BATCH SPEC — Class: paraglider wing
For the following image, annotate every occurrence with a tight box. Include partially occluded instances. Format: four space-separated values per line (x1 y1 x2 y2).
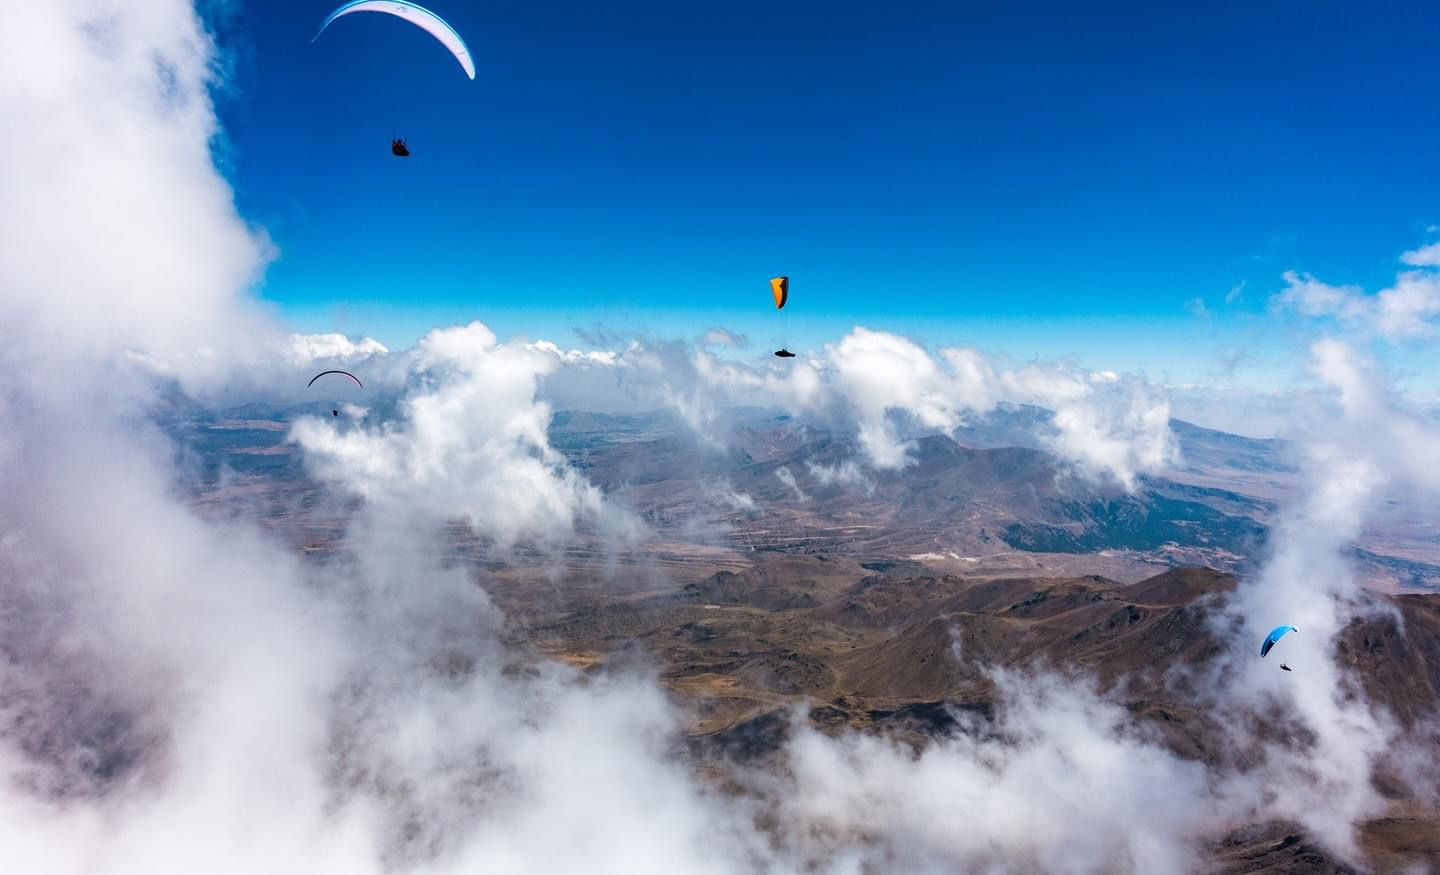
308 370 365 389
770 276 789 310
774 349 796 358
1260 624 1296 658
314 1 476 80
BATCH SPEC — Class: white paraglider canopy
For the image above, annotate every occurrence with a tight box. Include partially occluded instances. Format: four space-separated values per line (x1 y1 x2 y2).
314 1 475 80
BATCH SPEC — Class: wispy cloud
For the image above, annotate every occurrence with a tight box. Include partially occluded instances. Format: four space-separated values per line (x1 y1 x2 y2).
699 327 749 349
1400 240 1440 268
1271 254 1440 340
775 465 808 501
805 459 872 493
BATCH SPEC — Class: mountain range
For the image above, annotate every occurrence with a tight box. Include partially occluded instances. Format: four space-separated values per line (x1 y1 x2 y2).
152 399 1440 871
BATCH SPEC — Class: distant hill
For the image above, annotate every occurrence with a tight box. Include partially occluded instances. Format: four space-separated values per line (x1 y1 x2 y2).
153 400 1440 592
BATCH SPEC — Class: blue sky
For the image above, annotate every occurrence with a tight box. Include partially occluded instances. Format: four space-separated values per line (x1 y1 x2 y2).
215 0 1440 381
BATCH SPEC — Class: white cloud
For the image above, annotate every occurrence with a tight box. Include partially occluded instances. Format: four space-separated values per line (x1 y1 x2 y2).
775 466 808 502
1271 253 1440 340
338 401 369 420
771 670 1240 873
0 0 273 399
1400 240 1440 267
513 330 1174 492
828 329 970 469
1305 340 1440 494
293 322 625 549
1167 385 1311 439
600 343 826 441
285 333 389 365
1272 271 1370 322
692 349 826 415
1375 272 1440 338
805 460 872 492
824 329 1177 488
702 479 758 512
1047 386 1174 488
699 327 749 349
527 339 621 366
1205 338 1440 856
1214 476 1382 836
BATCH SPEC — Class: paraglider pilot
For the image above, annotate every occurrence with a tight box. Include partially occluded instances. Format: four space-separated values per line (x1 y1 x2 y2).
392 138 410 157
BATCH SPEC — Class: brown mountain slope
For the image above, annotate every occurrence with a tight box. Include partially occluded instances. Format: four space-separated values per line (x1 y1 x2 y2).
521 562 1440 873
826 568 1236 704
1338 594 1440 728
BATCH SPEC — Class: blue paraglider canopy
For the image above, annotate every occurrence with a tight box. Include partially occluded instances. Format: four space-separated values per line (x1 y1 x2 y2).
1260 624 1297 658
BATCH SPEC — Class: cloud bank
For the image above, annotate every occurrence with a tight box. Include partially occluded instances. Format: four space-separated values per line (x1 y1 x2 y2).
524 326 1178 490
824 329 1177 487
293 322 620 549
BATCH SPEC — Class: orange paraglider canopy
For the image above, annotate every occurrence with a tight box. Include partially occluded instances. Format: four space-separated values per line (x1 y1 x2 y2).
770 276 789 310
